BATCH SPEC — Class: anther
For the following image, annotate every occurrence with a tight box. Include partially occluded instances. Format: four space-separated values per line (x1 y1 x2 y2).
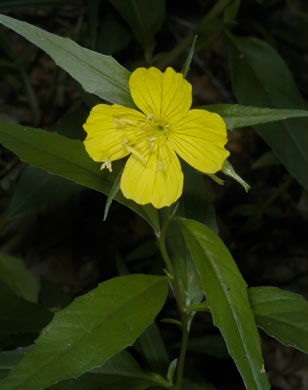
100 159 112 172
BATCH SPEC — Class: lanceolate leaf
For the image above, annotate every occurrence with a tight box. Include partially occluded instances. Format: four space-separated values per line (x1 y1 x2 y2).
49 350 170 389
204 104 308 131
249 286 308 354
0 282 52 345
0 275 168 390
6 166 81 219
0 253 38 303
177 218 270 390
227 35 308 190
0 14 134 107
0 120 159 233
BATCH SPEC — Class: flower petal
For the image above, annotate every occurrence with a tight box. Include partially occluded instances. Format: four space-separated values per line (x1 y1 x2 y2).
168 109 230 173
129 67 192 123
83 104 146 162
120 138 183 208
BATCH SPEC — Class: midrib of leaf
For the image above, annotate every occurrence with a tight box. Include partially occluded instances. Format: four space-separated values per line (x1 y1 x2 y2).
186 230 261 388
234 41 308 167
8 279 165 389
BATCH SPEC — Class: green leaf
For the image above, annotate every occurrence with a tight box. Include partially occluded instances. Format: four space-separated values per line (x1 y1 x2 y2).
226 35 308 190
166 222 204 311
50 350 170 390
134 323 170 374
181 35 198 78
249 287 308 354
109 0 165 60
204 104 308 130
6 166 81 219
0 120 160 233
221 160 250 192
0 274 168 390
0 281 53 347
0 14 134 107
0 347 32 371
0 253 38 302
176 218 270 390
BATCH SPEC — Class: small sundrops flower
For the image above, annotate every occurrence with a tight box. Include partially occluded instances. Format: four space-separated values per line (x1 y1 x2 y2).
83 67 229 209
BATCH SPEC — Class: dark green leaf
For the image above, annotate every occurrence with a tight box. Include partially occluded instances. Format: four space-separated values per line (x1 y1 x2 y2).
0 347 31 371
6 166 81 219
204 104 308 130
166 222 203 311
249 287 308 354
134 323 169 374
0 120 160 233
0 281 53 347
188 335 229 359
176 218 270 390
183 378 217 390
227 35 308 190
0 14 134 107
0 0 75 11
0 253 38 302
109 0 165 60
1 274 168 390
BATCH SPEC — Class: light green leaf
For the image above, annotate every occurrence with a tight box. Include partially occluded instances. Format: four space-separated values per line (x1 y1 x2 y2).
221 160 250 192
249 286 308 354
176 218 270 390
0 14 134 107
0 281 53 346
0 253 38 302
227 35 308 190
0 120 160 233
0 274 168 390
204 104 308 130
6 166 81 219
109 0 165 60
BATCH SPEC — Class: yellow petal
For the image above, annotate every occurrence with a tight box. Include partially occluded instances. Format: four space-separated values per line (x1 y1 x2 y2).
168 109 230 174
83 104 146 162
129 67 192 123
120 137 183 208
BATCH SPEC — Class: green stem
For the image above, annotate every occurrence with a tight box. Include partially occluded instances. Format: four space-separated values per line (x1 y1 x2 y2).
157 209 189 389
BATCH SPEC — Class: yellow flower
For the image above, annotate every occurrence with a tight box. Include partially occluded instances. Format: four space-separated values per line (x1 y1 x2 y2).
83 67 229 209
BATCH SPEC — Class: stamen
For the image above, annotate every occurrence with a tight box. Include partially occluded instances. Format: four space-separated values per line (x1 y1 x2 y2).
100 159 112 172
124 145 145 162
148 136 156 149
113 118 137 128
